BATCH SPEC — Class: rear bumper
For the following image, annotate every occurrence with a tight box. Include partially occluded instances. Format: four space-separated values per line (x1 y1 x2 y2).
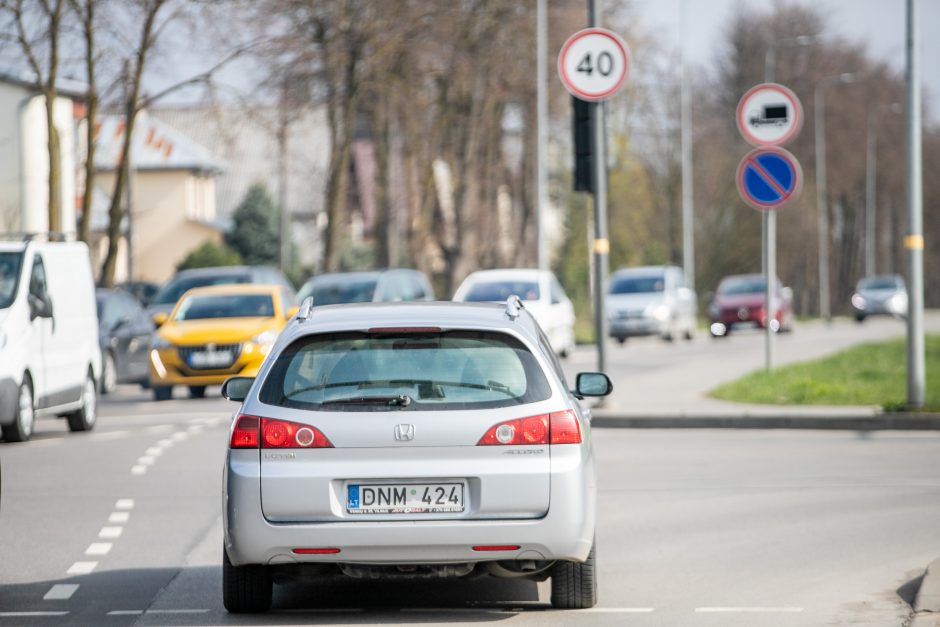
608 317 663 338
223 448 596 567
149 347 265 387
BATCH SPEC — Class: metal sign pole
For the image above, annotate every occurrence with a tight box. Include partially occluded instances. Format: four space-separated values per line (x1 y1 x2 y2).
905 0 925 407
588 0 609 374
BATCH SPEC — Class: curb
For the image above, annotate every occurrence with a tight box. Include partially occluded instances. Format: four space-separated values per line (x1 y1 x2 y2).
592 413 940 430
915 557 940 613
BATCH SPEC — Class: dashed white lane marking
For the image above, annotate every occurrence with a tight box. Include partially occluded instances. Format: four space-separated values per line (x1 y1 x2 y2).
138 455 156 465
85 542 112 556
145 609 211 614
187 425 203 435
0 611 69 617
106 610 143 616
98 526 123 539
156 438 174 448
66 561 98 575
144 424 175 433
115 499 134 510
43 584 79 600
109 511 130 524
130 465 147 475
171 432 188 442
695 607 804 613
145 447 163 456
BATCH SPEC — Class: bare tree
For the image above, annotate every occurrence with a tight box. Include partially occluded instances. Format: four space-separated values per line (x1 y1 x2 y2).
69 0 98 244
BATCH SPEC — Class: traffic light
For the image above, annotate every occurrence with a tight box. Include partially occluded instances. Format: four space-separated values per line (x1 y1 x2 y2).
572 96 594 193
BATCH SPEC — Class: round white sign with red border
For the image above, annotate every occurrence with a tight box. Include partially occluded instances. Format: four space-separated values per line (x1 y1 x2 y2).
558 28 630 102
736 83 803 147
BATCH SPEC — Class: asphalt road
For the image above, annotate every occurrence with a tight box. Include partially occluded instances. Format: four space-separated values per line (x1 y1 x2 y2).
1 317 937 626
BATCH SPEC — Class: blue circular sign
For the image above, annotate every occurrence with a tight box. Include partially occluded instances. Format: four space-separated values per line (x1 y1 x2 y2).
736 147 803 211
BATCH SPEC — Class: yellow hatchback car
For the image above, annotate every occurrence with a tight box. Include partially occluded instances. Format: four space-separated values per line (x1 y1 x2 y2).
149 284 297 400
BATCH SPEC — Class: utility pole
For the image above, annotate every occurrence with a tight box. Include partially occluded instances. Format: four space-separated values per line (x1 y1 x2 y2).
679 0 694 291
905 0 925 408
536 0 548 272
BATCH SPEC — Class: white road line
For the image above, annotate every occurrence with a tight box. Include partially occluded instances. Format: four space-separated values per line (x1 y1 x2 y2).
145 609 210 614
98 526 123 539
0 611 69 617
109 511 130 524
187 425 203 435
66 561 97 575
144 424 175 433
43 584 79 600
137 456 156 465
106 610 143 616
171 432 188 441
85 542 112 556
130 465 147 475
145 447 163 456
115 499 134 510
695 607 804 613
156 438 174 448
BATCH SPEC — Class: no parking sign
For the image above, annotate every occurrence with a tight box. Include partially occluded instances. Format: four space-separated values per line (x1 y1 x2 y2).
736 146 803 211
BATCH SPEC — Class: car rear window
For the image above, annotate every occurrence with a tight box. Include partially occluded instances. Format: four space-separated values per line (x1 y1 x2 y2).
153 275 250 305
300 278 378 305
718 277 766 295
259 330 552 411
175 294 274 320
463 281 540 302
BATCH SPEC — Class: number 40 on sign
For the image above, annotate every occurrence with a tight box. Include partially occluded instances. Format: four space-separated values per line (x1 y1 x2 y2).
558 27 631 102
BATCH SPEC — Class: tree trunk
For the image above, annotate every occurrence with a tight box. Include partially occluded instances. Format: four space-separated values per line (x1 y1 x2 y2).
44 89 62 233
77 1 97 244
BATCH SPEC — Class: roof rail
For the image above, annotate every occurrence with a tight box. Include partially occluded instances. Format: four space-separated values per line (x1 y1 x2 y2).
296 296 315 321
505 294 524 320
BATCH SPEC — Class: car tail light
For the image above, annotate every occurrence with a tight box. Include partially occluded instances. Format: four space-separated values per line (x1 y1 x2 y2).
231 415 259 448
549 410 581 444
229 415 333 449
478 410 581 446
293 548 341 555
472 545 520 552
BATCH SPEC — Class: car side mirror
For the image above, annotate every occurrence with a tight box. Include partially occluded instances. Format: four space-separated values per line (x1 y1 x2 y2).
575 372 613 398
151 312 168 328
221 376 255 402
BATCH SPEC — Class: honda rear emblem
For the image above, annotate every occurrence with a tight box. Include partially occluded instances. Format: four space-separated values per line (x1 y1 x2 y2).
394 423 415 441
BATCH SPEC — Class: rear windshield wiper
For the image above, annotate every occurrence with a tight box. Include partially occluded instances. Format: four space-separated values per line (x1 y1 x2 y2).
320 395 413 407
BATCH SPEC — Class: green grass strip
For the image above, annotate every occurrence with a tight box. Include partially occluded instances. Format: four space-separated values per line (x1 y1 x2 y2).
710 334 940 412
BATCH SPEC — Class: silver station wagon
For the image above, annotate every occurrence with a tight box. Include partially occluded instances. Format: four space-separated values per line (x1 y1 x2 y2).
221 297 612 613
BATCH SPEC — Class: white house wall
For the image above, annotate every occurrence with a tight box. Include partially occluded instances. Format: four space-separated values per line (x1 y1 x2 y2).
0 83 25 232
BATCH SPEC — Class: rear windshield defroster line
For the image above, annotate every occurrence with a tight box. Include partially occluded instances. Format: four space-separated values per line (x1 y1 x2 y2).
258 330 552 411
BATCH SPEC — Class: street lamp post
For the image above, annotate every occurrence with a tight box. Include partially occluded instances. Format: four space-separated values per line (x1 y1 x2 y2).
814 72 861 321
865 102 901 278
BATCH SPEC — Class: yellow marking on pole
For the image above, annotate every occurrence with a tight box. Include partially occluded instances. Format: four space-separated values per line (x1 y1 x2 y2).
904 234 924 250
593 238 610 254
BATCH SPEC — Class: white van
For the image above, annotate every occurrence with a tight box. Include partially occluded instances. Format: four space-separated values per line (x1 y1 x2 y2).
0 239 101 442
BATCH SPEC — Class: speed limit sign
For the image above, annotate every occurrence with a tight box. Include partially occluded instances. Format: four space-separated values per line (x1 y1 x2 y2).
558 28 630 101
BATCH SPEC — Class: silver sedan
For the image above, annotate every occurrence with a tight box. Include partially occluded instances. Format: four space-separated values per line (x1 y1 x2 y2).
221 298 612 613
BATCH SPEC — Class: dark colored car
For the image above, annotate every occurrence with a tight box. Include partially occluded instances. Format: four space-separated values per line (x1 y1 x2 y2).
148 266 296 318
118 281 160 307
708 274 794 337
297 269 434 306
96 288 155 393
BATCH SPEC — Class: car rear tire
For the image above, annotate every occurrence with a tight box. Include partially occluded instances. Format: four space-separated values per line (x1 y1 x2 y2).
855 314 866 323
223 550 272 613
550 542 597 609
189 385 207 399
67 371 97 432
615 336 626 345
100 351 117 395
153 386 173 401
2 377 34 442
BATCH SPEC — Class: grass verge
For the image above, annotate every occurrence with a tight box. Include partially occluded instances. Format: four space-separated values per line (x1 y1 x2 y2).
710 334 940 412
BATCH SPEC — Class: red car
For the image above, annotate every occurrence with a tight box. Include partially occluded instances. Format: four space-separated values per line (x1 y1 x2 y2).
708 274 794 337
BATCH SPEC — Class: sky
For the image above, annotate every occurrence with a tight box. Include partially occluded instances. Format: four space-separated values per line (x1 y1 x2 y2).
626 0 940 123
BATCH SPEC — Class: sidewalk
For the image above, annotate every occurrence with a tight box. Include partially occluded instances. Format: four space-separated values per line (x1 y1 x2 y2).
565 313 940 430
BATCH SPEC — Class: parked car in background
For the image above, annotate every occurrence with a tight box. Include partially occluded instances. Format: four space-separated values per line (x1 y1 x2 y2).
606 265 696 343
452 269 575 357
707 273 794 337
297 269 434 306
118 281 160 307
148 266 295 318
0 239 100 442
851 274 907 322
96 288 155 394
220 299 612 613
149 284 298 401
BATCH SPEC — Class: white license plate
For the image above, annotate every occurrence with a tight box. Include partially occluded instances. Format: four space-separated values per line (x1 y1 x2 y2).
347 483 464 514
190 351 232 367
